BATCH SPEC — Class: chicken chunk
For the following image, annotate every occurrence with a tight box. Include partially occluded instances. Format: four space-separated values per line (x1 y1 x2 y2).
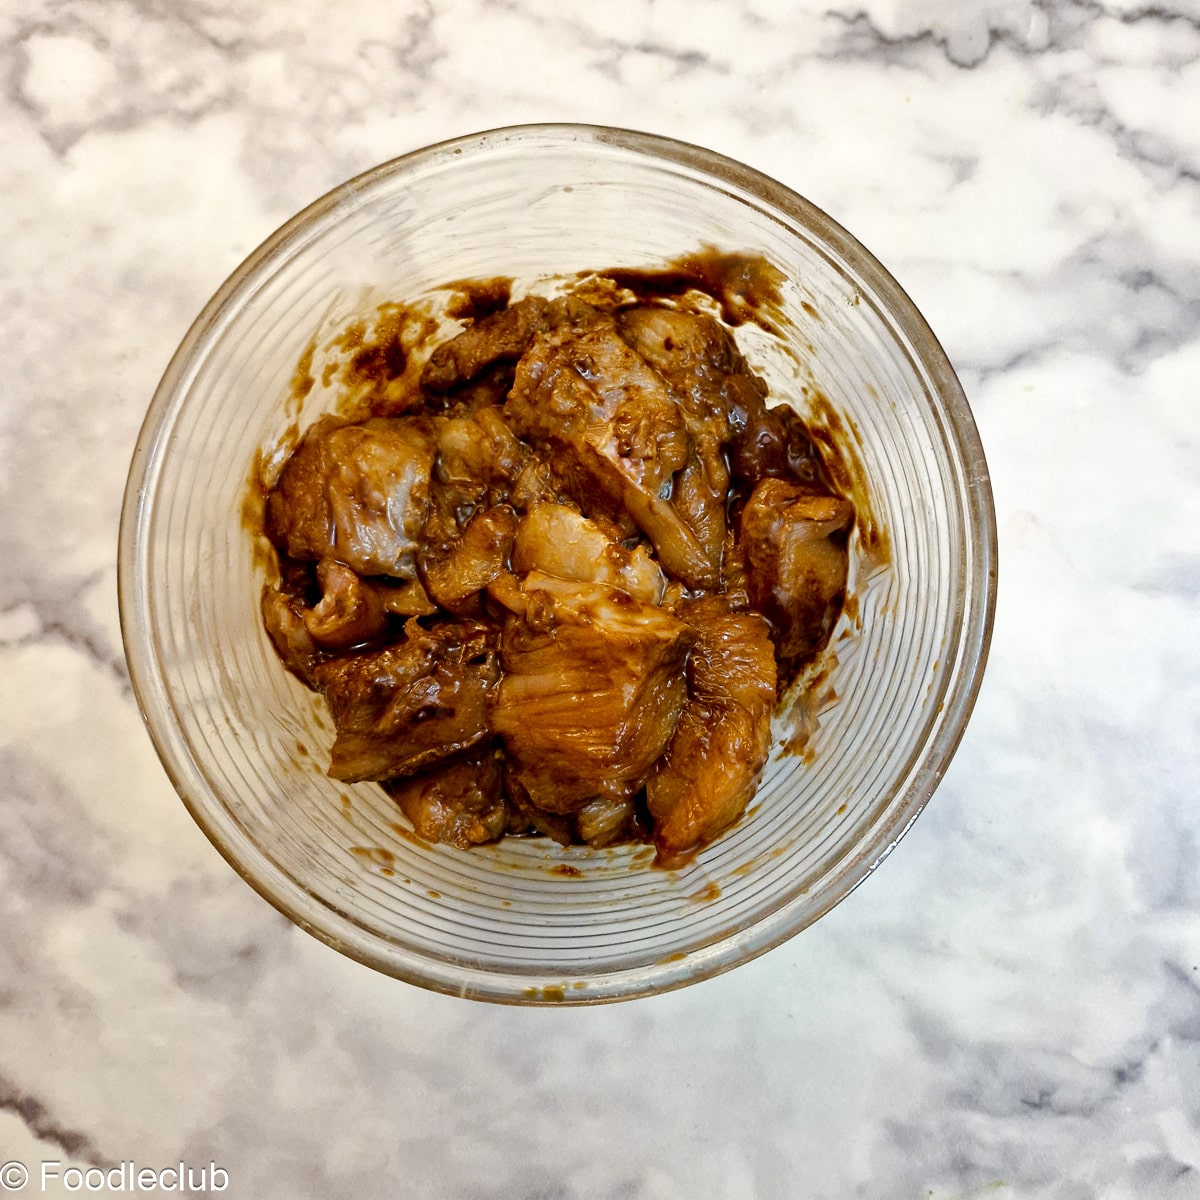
384 749 509 847
490 571 693 814
421 296 548 392
419 504 518 614
506 307 718 587
511 501 665 604
416 408 525 613
616 305 832 492
266 416 436 579
302 559 389 650
730 400 830 491
576 794 641 848
260 586 320 684
617 305 752 563
616 305 745 408
313 620 499 783
372 576 439 618
433 406 526 514
500 787 643 849
739 478 854 675
615 304 747 454
261 559 390 679
646 597 777 864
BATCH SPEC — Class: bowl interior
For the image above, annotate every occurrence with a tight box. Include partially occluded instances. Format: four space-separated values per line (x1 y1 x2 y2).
119 125 995 1003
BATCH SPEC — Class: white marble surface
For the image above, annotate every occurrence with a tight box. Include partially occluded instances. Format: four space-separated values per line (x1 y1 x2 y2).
2 0 1199 1196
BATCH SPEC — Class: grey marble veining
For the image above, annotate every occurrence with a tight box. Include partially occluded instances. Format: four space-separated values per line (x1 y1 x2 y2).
2 1 1198 1197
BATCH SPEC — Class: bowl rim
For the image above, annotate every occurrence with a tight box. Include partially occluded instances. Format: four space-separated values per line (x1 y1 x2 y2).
118 122 998 1005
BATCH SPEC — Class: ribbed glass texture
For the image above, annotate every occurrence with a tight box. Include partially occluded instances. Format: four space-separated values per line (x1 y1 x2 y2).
119 126 996 1003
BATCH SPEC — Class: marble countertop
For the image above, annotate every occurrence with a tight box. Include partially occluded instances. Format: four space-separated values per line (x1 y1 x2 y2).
3 1 1198 1197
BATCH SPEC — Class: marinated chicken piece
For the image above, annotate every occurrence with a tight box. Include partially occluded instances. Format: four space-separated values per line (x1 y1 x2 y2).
302 559 389 651
511 502 665 604
261 559 390 676
433 406 526 513
616 305 746 409
416 408 525 613
576 794 639 848
506 306 718 588
266 416 436 579
502 774 576 846
671 454 727 578
384 749 508 847
482 567 525 615
419 504 518 614
508 454 561 511
491 571 693 814
313 620 499 782
647 597 777 864
613 304 732 388
501 786 641 849
637 310 825 493
616 306 743 564
261 586 320 684
372 576 439 617
740 478 854 676
730 400 830 491
718 526 753 608
617 305 830 490
428 363 517 417
421 296 548 392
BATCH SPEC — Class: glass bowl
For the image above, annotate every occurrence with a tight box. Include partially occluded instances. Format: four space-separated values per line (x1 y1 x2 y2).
118 124 996 1004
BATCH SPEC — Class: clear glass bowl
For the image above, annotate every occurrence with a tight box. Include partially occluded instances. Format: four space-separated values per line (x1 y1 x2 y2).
119 125 996 1004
